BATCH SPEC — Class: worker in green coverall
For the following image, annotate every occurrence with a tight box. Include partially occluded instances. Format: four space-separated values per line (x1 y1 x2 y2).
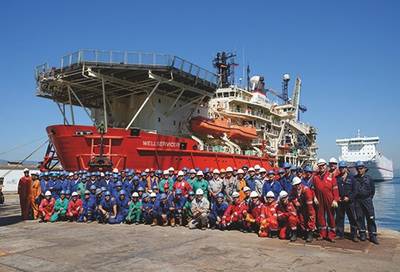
192 171 209 198
50 190 69 222
76 175 88 199
159 170 174 193
186 169 197 188
183 191 195 225
126 192 142 224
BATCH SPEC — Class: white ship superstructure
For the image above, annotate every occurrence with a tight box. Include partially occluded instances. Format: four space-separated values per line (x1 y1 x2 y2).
336 132 394 181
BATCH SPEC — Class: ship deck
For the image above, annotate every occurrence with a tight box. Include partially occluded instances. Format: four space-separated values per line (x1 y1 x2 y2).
35 50 218 109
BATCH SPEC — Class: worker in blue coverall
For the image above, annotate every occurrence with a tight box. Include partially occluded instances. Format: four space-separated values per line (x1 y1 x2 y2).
209 193 228 229
168 189 186 226
245 168 258 192
143 192 157 224
352 161 379 244
78 190 96 222
335 161 358 241
152 193 171 226
301 166 314 188
279 163 293 193
98 191 116 223
262 170 282 200
109 190 130 224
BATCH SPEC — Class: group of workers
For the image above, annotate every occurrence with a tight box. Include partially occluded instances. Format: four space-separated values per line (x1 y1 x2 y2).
17 157 379 244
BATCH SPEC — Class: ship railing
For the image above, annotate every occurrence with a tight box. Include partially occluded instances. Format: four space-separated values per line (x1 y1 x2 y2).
36 49 218 86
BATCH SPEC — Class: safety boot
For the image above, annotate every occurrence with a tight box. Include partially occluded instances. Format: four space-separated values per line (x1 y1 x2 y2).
151 219 157 226
306 231 313 243
290 231 297 242
170 218 176 227
370 235 379 245
359 231 367 241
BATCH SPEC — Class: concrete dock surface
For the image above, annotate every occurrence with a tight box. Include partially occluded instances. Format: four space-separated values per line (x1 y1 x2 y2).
0 194 399 272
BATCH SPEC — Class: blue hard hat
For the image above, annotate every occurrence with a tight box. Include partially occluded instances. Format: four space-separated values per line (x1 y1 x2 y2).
141 172 147 176
104 191 111 196
87 172 92 177
90 185 97 190
188 191 195 196
160 193 167 200
278 169 285 174
60 190 66 195
138 186 144 192
116 181 123 187
124 168 130 172
338 161 348 168
267 170 275 175
142 193 149 198
355 161 365 168
175 189 182 195
65 190 71 195
127 171 133 176
304 166 313 173
51 172 58 177
195 167 200 172
119 190 126 195
100 187 107 192
105 171 111 175
204 168 210 173
290 165 297 171
217 192 224 199
82 174 87 179
182 167 188 172
283 162 291 169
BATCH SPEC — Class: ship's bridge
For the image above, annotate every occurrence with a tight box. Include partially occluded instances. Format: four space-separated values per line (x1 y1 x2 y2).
35 49 218 131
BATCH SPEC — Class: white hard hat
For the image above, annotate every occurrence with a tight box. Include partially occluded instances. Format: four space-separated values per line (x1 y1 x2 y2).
100 172 105 177
248 167 255 172
232 191 240 198
226 166 233 172
132 192 139 197
329 157 338 164
163 170 169 175
250 191 259 198
113 168 119 173
71 192 78 197
68 172 74 177
237 169 244 174
196 189 204 195
213 169 220 174
45 191 52 196
317 158 327 166
243 186 251 192
259 167 266 173
23 168 29 172
279 191 288 199
197 170 204 176
266 191 275 198
168 167 175 171
292 176 302 186
145 168 150 173
189 169 196 174
150 192 157 197
254 165 261 170
177 171 184 176
220 168 226 173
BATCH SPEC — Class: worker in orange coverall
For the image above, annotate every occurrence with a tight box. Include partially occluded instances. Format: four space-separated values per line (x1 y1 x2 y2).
30 172 42 219
313 159 340 242
39 191 55 222
18 168 32 220
259 191 279 238
290 176 316 243
276 190 299 241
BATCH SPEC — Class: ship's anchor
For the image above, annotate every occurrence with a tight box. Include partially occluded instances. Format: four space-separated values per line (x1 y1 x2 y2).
88 121 113 171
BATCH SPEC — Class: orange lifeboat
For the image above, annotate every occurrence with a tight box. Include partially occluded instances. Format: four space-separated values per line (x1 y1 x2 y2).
190 116 230 137
229 125 257 141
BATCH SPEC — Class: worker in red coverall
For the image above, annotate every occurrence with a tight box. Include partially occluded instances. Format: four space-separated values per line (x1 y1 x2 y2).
313 159 340 242
243 191 264 234
39 191 55 222
66 192 83 221
290 176 316 243
222 191 247 230
276 190 298 241
259 191 279 238
18 168 32 220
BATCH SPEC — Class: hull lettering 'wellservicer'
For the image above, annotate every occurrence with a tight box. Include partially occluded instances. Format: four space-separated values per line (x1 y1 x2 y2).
35 50 318 171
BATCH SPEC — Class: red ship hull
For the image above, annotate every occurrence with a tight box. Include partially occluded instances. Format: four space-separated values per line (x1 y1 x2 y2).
45 125 273 171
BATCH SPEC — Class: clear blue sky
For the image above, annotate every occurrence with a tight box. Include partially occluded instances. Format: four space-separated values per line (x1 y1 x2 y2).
0 0 399 168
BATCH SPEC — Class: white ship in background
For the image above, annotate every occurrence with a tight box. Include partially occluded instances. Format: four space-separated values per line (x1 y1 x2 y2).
336 131 394 181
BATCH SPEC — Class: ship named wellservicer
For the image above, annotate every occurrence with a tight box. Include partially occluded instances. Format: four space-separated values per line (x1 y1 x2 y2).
35 50 317 171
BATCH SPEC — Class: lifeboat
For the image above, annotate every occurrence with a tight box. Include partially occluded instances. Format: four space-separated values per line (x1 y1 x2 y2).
190 116 257 142
190 116 230 137
229 125 257 141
